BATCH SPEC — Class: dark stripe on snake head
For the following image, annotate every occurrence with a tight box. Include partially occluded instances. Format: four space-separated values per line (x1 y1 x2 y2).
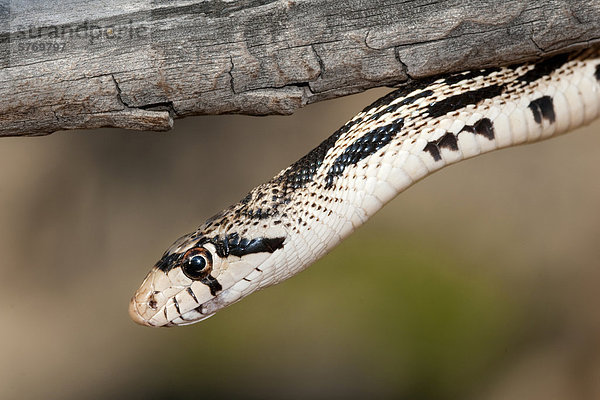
173 296 181 314
528 96 556 124
186 287 199 303
324 120 402 188
155 252 183 272
459 118 495 140
209 233 285 258
201 275 222 296
595 64 600 81
228 236 285 257
156 233 284 273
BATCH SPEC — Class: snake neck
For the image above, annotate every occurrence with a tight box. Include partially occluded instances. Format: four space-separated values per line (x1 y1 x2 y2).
198 47 600 287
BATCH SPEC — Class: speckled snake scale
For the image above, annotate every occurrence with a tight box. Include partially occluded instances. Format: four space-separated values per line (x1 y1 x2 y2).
130 47 600 327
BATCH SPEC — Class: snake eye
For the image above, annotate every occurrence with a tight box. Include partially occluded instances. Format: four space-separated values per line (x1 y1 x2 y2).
181 248 212 280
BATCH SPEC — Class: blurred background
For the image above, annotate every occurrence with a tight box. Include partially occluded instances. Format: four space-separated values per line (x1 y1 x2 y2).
0 88 599 399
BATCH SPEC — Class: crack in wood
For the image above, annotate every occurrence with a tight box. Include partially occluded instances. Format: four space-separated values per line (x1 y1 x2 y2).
1 0 599 136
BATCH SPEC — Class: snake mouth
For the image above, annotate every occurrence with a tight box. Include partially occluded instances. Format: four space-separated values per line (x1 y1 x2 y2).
128 267 219 327
129 294 215 327
158 302 216 327
168 306 215 326
128 278 257 327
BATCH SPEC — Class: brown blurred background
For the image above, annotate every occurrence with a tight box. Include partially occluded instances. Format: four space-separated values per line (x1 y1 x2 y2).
0 88 599 399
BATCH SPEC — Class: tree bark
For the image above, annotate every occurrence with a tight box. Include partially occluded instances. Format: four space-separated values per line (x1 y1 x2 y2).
1 0 599 137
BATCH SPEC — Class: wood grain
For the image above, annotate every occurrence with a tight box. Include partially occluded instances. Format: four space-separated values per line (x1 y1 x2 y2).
1 0 599 136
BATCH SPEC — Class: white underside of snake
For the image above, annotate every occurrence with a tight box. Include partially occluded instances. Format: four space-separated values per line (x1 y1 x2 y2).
129 47 600 327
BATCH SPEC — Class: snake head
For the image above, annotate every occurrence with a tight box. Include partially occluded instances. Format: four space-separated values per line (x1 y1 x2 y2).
129 229 286 327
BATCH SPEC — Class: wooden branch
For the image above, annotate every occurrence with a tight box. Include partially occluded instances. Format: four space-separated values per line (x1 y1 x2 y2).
1 0 600 137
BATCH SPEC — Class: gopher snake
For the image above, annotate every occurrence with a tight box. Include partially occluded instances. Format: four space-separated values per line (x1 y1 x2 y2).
130 47 600 327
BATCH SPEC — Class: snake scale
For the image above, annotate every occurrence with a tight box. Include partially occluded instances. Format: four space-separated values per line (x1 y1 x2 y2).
130 47 600 327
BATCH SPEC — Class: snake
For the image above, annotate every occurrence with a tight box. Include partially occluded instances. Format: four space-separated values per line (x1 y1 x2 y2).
129 47 600 327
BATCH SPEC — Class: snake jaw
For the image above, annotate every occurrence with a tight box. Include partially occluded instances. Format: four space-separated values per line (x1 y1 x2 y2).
130 244 281 326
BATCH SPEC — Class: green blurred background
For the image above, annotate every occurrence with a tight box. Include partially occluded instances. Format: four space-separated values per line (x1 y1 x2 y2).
1 88 599 399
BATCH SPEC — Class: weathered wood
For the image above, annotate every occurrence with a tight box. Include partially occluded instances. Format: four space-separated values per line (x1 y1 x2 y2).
1 0 599 137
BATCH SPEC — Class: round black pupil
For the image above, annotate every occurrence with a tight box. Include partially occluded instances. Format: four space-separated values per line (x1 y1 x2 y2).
187 255 206 273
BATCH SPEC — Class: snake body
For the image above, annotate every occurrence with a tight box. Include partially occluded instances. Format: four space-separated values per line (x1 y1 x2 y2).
130 48 600 327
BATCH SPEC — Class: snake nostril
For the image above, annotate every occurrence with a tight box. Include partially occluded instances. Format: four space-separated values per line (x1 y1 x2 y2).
148 295 158 309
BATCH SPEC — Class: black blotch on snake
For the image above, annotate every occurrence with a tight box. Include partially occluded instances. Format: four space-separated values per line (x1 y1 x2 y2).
459 118 495 140
275 120 357 190
515 53 570 84
423 132 459 161
324 120 402 188
423 142 442 161
426 84 504 119
437 132 459 151
528 96 556 124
